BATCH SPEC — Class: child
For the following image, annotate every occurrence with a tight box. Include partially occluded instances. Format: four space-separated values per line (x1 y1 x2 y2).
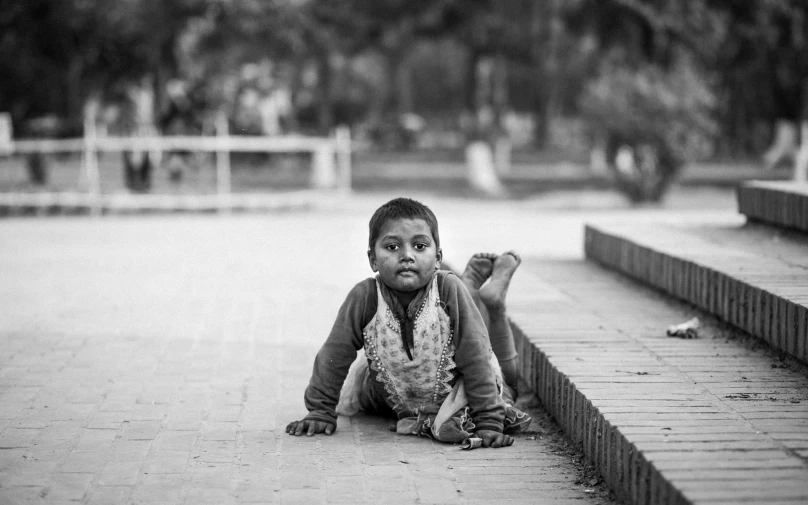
285 198 530 448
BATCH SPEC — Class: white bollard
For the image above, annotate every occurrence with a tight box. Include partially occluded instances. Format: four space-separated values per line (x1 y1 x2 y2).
215 112 231 212
0 113 12 156
589 132 609 176
465 141 506 196
335 125 352 191
311 143 337 189
763 119 798 171
83 100 102 217
494 135 511 175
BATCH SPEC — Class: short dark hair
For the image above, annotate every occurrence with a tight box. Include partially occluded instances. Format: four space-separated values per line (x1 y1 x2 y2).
368 198 440 251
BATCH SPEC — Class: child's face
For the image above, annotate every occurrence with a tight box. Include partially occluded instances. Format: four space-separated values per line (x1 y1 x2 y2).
368 218 442 294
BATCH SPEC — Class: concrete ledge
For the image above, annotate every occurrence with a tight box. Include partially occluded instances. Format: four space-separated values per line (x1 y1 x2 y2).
508 259 808 505
584 222 808 365
0 190 344 215
738 181 808 233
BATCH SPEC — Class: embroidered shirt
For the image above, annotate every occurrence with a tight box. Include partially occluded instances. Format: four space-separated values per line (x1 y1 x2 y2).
302 271 505 432
364 274 455 416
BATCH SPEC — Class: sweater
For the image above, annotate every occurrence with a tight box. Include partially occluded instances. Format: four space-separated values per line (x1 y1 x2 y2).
302 270 506 433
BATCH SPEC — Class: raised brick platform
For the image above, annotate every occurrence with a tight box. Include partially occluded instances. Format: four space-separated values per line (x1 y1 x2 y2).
584 221 808 364
737 181 808 233
508 258 808 505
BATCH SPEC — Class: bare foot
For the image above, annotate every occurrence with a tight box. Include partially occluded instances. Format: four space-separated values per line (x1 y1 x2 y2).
479 251 521 313
460 253 497 291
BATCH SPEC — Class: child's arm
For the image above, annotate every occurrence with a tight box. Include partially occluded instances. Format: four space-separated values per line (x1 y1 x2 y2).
286 279 375 436
439 272 507 433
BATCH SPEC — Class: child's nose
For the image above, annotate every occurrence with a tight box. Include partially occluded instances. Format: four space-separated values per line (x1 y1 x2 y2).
400 246 415 260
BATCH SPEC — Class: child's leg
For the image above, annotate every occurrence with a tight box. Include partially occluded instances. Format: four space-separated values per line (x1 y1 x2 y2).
478 251 521 389
458 252 521 390
337 353 396 419
458 253 497 329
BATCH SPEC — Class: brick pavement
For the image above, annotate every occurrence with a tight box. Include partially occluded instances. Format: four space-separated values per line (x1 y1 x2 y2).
573 203 808 504
507 257 808 505
0 206 621 505
585 219 808 363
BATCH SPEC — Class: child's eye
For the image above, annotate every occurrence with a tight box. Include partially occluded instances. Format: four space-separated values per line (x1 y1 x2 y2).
414 243 427 251
385 244 399 251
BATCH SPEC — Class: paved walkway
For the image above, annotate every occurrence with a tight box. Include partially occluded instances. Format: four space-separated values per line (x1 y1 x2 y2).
507 257 808 504
0 198 650 505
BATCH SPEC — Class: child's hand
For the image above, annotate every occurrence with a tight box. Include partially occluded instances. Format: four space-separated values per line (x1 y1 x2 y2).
476 429 514 448
285 419 335 437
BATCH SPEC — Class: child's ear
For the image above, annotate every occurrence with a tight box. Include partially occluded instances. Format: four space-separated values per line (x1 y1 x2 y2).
435 248 443 270
367 249 378 272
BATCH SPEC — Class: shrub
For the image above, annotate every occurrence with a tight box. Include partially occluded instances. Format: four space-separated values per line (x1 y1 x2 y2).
580 58 718 202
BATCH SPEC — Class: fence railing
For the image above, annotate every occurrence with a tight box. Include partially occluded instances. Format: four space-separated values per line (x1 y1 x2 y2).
0 116 352 215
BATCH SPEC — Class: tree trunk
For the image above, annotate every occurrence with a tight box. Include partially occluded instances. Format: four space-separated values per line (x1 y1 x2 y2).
66 56 84 123
543 0 563 122
465 48 481 114
531 73 548 149
153 63 169 128
491 55 509 124
382 50 403 120
395 51 414 116
317 52 333 134
531 0 548 148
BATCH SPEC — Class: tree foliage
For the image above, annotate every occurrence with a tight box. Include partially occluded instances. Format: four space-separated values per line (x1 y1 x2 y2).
566 0 808 155
2 0 807 160
0 0 208 133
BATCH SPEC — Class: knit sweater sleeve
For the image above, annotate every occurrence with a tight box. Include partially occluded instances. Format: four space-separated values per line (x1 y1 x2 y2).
303 278 376 426
439 271 506 432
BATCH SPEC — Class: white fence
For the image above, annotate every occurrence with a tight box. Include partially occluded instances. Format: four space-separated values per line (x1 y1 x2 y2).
0 116 352 214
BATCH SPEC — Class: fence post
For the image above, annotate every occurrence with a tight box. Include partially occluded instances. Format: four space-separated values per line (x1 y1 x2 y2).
83 100 102 216
215 111 231 212
335 125 352 191
466 140 506 196
0 113 12 156
311 142 336 189
494 135 511 175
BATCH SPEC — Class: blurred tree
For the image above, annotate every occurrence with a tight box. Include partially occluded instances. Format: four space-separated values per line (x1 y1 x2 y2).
432 0 578 148
566 0 720 201
580 57 717 202
707 0 808 157
566 0 808 157
1 0 134 132
5 0 807 167
193 0 372 134
128 0 210 126
303 0 481 133
0 0 209 133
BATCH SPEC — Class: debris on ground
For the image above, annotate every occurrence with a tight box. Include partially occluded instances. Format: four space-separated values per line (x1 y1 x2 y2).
667 317 700 338
515 388 622 503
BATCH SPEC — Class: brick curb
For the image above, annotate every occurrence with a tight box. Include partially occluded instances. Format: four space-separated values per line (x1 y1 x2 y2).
583 223 808 365
506 260 808 505
738 181 808 233
511 323 687 505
